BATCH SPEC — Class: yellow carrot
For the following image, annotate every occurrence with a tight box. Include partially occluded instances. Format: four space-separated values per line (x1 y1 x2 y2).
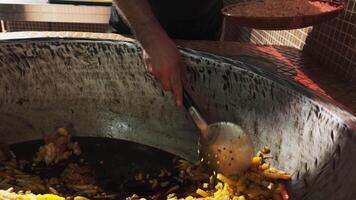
196 188 209 197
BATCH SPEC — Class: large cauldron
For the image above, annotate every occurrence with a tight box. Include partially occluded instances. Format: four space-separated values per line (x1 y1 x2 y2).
0 35 355 200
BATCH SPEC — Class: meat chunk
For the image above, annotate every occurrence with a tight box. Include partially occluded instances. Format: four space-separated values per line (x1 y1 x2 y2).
61 163 97 185
60 163 101 196
35 127 81 165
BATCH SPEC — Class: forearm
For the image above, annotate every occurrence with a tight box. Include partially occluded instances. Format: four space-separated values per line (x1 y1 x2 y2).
114 0 184 106
113 0 169 47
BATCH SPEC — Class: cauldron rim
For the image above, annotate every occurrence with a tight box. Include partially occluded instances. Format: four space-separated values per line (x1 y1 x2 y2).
0 36 354 129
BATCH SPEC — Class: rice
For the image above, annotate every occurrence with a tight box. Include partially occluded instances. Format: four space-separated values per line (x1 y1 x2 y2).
0 188 36 200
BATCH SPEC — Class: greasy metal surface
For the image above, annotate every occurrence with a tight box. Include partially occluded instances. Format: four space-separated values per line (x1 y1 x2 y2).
0 38 355 200
0 39 198 162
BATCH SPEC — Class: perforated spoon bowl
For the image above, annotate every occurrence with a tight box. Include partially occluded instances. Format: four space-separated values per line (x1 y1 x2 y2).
183 89 254 176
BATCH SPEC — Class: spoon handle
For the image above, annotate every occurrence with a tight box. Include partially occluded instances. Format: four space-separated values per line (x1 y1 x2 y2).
183 88 196 110
183 89 209 136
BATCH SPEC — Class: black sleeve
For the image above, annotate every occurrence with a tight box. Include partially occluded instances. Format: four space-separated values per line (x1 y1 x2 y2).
107 7 133 34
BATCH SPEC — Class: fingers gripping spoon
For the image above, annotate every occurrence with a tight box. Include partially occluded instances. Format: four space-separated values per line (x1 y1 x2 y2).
183 89 254 176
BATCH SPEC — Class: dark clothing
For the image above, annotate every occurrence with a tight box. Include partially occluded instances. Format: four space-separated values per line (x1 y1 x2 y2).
108 0 223 40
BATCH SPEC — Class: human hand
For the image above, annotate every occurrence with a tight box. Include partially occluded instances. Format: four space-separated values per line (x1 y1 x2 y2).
142 34 186 106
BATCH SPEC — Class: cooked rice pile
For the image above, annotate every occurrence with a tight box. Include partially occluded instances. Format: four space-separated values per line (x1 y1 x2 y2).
230 0 337 17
